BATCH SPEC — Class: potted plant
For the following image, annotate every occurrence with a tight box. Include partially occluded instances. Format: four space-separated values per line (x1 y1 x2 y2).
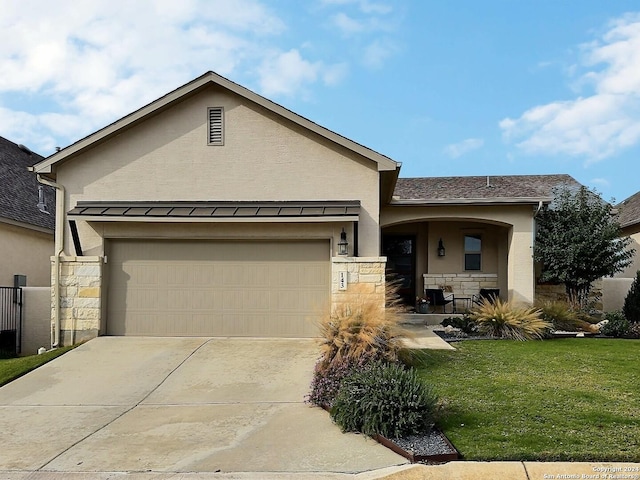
416 296 429 314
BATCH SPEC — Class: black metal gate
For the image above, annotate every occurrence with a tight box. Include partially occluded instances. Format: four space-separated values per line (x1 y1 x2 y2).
0 287 22 356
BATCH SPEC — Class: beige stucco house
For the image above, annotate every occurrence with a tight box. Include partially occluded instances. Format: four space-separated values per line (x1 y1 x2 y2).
30 72 582 346
616 192 640 278
0 136 54 287
603 191 640 311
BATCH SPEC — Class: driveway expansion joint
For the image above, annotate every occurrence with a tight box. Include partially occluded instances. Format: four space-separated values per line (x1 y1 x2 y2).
36 338 211 471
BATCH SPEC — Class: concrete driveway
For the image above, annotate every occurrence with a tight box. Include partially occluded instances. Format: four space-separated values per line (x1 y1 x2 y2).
0 337 407 476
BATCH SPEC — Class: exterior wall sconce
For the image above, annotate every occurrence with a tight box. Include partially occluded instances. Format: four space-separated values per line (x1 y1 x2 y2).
338 228 349 256
437 238 446 257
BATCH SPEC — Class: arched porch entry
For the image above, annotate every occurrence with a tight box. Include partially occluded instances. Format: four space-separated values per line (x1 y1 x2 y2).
382 219 511 309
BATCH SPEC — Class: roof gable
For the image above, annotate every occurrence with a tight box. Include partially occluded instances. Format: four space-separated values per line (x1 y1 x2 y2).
32 71 398 175
392 174 582 204
0 136 54 231
617 191 640 228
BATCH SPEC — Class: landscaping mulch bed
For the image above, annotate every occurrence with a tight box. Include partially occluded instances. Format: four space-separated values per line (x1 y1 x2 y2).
376 430 459 463
434 329 604 342
434 330 497 342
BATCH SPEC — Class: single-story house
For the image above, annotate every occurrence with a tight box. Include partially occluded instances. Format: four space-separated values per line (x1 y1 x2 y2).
602 191 640 311
0 136 55 287
30 71 582 345
616 191 640 278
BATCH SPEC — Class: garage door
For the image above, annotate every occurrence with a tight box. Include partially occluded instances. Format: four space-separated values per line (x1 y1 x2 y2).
107 239 330 337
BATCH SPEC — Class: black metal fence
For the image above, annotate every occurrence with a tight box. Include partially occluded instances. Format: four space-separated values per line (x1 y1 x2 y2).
0 286 22 356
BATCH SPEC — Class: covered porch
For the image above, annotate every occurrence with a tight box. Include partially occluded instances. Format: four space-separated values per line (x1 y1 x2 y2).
382 219 507 312
380 204 537 312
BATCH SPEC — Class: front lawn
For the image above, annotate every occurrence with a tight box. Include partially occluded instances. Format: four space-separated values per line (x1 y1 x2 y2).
416 338 640 461
0 346 75 387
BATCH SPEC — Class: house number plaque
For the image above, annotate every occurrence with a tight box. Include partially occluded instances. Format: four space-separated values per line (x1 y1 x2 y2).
339 271 348 291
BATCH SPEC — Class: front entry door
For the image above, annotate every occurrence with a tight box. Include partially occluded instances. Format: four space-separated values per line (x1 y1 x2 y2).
382 235 416 306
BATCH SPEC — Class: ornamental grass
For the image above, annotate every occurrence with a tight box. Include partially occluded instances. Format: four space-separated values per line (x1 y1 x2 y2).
309 282 411 408
315 283 408 375
536 300 599 333
468 298 550 340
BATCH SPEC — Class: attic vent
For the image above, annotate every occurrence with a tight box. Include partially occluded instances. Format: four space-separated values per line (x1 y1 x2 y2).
208 107 224 145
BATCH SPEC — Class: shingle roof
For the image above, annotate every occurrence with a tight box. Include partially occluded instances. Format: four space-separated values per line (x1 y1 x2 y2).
0 136 55 230
616 191 640 229
393 174 582 203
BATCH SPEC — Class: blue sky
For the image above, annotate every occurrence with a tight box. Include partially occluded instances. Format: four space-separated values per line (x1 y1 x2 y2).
1 1 639 202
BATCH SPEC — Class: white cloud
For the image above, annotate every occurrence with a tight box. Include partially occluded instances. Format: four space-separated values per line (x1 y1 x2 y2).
322 0 399 70
0 0 336 155
332 12 365 35
0 0 405 155
500 13 640 163
257 49 347 97
443 138 484 158
321 0 392 15
362 39 397 69
590 177 611 189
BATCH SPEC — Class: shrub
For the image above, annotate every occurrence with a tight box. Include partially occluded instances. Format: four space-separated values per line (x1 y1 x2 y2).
537 300 599 333
308 358 365 408
623 271 640 324
330 361 437 439
441 315 478 335
627 322 640 339
468 298 550 340
601 311 630 338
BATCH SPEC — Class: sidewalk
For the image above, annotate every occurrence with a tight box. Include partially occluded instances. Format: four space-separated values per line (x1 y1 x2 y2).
2 462 638 479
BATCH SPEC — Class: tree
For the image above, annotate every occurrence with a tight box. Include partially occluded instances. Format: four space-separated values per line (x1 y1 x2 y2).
534 186 635 310
623 271 640 324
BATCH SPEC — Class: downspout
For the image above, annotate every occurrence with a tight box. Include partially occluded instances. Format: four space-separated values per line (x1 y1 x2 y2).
35 174 65 348
532 200 543 245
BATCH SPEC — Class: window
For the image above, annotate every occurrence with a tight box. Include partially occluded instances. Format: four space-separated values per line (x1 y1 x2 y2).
208 107 224 145
464 234 481 271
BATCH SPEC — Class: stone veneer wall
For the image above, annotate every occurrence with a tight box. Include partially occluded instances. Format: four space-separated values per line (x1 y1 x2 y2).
423 273 499 297
331 257 387 309
54 256 103 345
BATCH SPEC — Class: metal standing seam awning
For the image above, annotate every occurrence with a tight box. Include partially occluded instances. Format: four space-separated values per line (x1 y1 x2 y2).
67 200 361 222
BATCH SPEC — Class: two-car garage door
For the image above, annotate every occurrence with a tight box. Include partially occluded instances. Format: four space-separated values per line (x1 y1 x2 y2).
107 239 330 337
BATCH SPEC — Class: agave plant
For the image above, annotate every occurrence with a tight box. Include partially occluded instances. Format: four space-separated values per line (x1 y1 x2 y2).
469 298 550 340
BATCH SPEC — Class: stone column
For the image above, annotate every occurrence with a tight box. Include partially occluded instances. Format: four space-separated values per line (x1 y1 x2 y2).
53 256 103 345
331 257 387 309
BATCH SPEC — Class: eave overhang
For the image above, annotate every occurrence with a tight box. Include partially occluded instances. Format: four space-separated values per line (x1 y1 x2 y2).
387 197 553 207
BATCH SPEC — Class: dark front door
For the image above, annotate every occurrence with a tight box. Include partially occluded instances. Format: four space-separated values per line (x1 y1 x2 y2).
382 235 416 306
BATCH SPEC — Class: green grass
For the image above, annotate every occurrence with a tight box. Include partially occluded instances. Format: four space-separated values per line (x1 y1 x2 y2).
415 339 640 461
0 346 76 387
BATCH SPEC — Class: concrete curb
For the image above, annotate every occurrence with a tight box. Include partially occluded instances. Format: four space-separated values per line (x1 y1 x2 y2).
3 463 639 480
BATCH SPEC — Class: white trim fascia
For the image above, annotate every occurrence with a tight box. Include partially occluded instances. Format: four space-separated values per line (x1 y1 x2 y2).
33 72 398 175
0 216 54 235
388 197 553 206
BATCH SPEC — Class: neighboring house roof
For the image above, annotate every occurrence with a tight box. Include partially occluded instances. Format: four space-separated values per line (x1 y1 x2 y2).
392 174 582 204
32 71 399 176
0 136 54 232
616 191 640 229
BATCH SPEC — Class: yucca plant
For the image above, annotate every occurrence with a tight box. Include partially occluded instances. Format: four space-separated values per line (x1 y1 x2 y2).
537 300 599 333
469 298 550 340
